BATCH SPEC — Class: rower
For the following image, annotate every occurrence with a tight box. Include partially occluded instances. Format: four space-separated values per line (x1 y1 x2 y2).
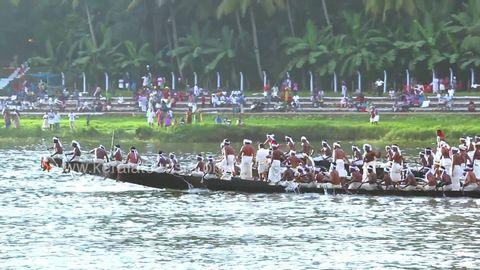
256 143 270 181
66 140 82 162
436 166 452 191
460 136 468 149
362 144 376 182
191 154 205 176
117 146 142 178
332 142 348 179
284 150 301 168
285 136 295 152
295 166 311 183
320 140 332 159
348 166 362 190
361 165 378 190
325 163 342 189
300 136 314 156
168 152 181 173
205 156 220 179
301 153 315 169
463 165 479 191
402 166 419 191
49 137 64 158
424 148 434 168
423 166 437 191
390 145 403 188
268 144 284 183
281 164 295 182
351 145 363 167
385 145 393 164
90 145 109 163
112 144 122 162
238 139 255 180
380 167 394 190
315 168 327 184
473 142 480 180
155 151 168 171
450 147 463 191
419 152 428 173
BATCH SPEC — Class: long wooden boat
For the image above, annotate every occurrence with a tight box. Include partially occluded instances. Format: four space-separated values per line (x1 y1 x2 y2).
203 178 480 198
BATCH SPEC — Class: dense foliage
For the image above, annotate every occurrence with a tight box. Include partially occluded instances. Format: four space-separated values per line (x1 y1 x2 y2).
1 0 479 90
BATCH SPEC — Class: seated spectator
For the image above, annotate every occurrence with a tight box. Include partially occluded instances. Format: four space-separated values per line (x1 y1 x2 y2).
468 101 476 112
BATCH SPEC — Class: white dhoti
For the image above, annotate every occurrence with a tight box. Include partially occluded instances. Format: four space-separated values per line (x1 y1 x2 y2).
441 158 452 176
390 162 403 183
352 160 363 167
442 184 453 191
361 183 378 191
370 115 379 122
474 160 480 179
240 156 253 180
257 159 269 174
268 160 282 183
451 165 463 191
218 155 236 173
320 183 342 189
402 185 420 191
93 158 105 163
335 159 347 177
463 183 479 191
191 171 204 177
362 161 375 182
423 185 436 191
348 182 362 190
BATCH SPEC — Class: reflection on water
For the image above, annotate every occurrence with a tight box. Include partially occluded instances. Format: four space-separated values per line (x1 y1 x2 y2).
1 149 479 269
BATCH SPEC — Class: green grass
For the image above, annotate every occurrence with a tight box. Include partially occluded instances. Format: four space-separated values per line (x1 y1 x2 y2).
1 113 479 148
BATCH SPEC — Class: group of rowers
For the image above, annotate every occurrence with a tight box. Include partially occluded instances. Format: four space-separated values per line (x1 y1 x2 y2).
43 132 480 192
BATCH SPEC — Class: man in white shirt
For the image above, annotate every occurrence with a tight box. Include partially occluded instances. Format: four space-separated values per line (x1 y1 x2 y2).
375 78 384 96
256 143 270 181
68 111 76 130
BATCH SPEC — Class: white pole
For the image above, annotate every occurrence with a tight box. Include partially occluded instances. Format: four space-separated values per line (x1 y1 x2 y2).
240 72 244 92
286 72 290 79
61 72 65 88
333 72 337 92
216 72 221 89
406 69 410 88
194 72 198 86
171 72 175 90
449 67 453 88
383 70 387 93
263 70 267 87
309 71 313 95
471 68 475 87
104 72 109 92
357 70 361 92
82 72 86 94
432 69 435 84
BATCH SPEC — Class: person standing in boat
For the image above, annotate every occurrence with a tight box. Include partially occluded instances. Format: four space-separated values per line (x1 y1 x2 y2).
90 145 109 163
268 144 284 183
439 142 452 176
463 165 479 191
218 140 236 179
256 143 270 181
238 139 255 180
450 147 463 191
351 145 363 167
284 136 295 153
384 145 393 165
300 136 314 156
191 154 205 176
459 145 471 169
362 144 376 182
332 142 348 179
264 134 277 148
320 140 332 160
390 145 403 188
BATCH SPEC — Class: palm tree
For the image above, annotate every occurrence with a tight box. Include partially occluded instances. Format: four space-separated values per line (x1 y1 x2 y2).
203 26 237 73
282 20 329 73
363 0 419 21
217 0 285 81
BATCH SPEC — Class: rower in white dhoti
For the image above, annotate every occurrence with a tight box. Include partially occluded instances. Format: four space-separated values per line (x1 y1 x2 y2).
238 139 255 180
332 142 348 178
268 144 284 183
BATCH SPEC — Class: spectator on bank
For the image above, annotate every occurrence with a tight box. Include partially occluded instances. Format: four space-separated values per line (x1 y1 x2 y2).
2 106 11 128
42 112 49 130
147 108 155 127
11 109 20 129
68 111 76 130
468 101 476 112
54 111 61 130
375 78 384 96
341 81 347 97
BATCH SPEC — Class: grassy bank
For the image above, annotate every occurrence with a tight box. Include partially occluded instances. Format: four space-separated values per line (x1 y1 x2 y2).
1 114 479 148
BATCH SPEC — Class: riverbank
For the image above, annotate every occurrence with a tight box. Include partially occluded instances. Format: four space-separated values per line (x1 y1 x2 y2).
1 113 479 149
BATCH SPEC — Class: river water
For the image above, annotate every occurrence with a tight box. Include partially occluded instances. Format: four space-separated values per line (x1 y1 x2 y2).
1 149 480 269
